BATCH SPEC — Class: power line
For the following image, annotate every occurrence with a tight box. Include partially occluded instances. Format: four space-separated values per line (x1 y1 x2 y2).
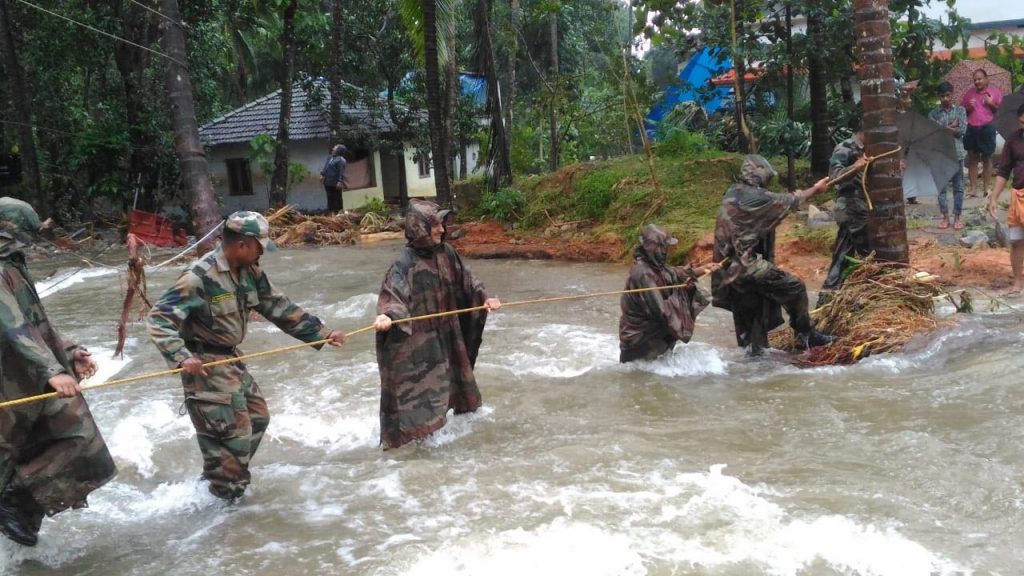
125 0 183 29
13 0 184 66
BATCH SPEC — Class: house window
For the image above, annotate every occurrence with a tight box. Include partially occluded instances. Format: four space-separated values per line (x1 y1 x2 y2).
225 158 253 196
417 153 431 179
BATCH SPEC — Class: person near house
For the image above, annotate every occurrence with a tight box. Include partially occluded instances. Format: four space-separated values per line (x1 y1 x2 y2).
146 211 346 500
319 144 349 212
986 103 1024 294
962 69 1003 197
711 155 834 355
0 197 116 547
373 199 501 450
820 119 870 304
930 81 968 230
619 224 720 363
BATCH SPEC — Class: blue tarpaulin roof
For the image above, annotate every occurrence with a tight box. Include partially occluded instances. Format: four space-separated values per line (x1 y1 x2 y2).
646 48 733 134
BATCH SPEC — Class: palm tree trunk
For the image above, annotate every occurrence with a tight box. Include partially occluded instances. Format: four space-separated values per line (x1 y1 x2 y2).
159 0 220 253
329 0 345 143
0 0 46 218
505 0 519 132
547 10 559 172
785 2 795 190
422 0 452 205
114 0 159 211
473 0 511 190
270 0 298 208
853 0 907 263
807 4 830 177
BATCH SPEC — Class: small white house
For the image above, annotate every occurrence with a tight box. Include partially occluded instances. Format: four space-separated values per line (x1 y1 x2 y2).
200 83 437 213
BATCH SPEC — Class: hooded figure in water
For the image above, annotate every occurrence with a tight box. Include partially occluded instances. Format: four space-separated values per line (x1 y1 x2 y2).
374 199 501 450
711 155 834 354
618 224 718 362
0 197 116 547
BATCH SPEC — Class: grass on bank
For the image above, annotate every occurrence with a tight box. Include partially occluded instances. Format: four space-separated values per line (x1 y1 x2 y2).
459 149 818 263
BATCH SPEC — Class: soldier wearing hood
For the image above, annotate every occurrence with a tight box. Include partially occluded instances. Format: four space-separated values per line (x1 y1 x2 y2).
0 197 116 547
821 117 870 303
374 199 501 450
619 224 720 362
711 155 834 355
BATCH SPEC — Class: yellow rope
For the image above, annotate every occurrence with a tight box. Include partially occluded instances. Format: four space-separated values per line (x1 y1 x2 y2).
0 261 725 410
827 145 903 211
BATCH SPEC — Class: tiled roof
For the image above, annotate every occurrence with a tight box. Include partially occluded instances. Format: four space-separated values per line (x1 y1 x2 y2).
200 81 397 146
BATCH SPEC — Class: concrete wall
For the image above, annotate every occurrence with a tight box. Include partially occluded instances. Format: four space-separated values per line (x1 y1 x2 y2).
208 139 436 213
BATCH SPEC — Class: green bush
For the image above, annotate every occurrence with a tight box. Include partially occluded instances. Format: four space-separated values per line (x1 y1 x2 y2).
653 128 710 157
479 187 526 222
359 196 387 214
573 170 621 220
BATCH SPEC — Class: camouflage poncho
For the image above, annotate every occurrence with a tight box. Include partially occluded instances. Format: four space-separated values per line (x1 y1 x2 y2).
823 135 870 291
0 209 116 518
712 155 811 351
619 225 708 362
376 200 490 450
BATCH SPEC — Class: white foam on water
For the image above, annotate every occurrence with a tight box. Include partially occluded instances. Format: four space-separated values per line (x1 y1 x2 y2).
83 477 221 525
106 400 192 477
498 324 618 378
324 292 379 320
268 410 379 451
35 266 119 298
399 517 645 576
627 342 727 377
421 406 495 448
78 348 132 388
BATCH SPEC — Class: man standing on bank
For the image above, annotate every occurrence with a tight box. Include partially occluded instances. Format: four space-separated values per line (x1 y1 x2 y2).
962 69 1003 198
987 103 1024 294
0 197 116 547
319 144 349 213
147 212 346 500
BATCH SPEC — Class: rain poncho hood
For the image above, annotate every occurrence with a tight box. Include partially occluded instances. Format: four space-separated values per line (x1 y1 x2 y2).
405 199 453 253
635 224 678 269
0 197 41 259
737 154 778 188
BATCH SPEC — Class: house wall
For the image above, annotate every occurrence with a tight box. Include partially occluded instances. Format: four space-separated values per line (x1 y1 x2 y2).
208 139 437 212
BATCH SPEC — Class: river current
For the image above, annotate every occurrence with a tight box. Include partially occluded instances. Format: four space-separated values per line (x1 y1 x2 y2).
2 242 1021 575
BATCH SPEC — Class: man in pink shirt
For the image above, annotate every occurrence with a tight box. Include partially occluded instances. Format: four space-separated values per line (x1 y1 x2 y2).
961 68 1003 197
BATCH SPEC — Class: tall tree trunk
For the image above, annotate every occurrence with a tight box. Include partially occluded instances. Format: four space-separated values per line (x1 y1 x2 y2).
114 0 158 211
159 0 219 252
505 0 519 133
0 0 46 217
547 10 559 172
729 0 755 154
444 37 458 183
807 4 830 177
853 0 907 263
329 0 344 143
422 0 452 205
785 2 795 190
473 0 511 190
270 0 297 208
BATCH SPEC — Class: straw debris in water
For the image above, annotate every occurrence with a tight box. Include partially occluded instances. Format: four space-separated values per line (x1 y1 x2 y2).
769 256 970 366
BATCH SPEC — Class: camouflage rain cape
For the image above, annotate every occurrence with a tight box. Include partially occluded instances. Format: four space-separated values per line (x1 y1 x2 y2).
376 200 489 450
619 225 708 362
823 135 869 292
0 235 116 519
712 155 813 352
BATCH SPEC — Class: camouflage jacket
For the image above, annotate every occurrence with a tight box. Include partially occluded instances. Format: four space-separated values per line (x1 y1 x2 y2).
376 200 489 450
147 245 332 366
0 249 116 512
830 136 866 198
619 226 708 362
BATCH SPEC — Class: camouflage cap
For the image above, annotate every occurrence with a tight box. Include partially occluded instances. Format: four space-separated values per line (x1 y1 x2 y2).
225 211 272 250
0 197 41 245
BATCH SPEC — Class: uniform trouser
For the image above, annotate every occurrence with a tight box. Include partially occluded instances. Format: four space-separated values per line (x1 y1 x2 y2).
324 185 343 213
822 196 870 292
181 355 269 499
731 266 813 353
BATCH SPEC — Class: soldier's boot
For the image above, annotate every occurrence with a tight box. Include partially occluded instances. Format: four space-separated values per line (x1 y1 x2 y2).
795 329 837 350
0 489 39 547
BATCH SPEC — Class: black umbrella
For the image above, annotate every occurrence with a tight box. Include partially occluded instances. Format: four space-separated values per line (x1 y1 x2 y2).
994 91 1024 141
896 111 960 198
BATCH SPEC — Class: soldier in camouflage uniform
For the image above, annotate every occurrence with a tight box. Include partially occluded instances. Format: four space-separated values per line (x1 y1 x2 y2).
0 197 116 547
821 120 870 302
373 199 501 450
619 224 720 362
147 212 345 500
711 156 835 355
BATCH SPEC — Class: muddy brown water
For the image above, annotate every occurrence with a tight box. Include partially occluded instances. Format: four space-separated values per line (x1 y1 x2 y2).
2 243 1021 575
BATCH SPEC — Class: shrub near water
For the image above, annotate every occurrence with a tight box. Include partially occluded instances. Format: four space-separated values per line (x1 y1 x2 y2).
479 187 526 223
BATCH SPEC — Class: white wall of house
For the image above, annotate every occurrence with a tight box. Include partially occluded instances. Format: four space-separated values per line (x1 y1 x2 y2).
208 139 437 212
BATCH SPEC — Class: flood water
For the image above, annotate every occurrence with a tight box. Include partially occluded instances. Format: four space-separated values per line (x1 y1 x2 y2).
3 242 1022 575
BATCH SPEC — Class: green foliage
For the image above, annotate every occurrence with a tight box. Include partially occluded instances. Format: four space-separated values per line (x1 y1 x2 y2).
359 196 388 214
573 170 620 220
653 128 709 157
479 187 526 222
755 110 810 159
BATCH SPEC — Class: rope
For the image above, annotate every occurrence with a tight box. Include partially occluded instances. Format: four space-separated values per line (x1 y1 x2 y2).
0 262 724 410
827 145 903 211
